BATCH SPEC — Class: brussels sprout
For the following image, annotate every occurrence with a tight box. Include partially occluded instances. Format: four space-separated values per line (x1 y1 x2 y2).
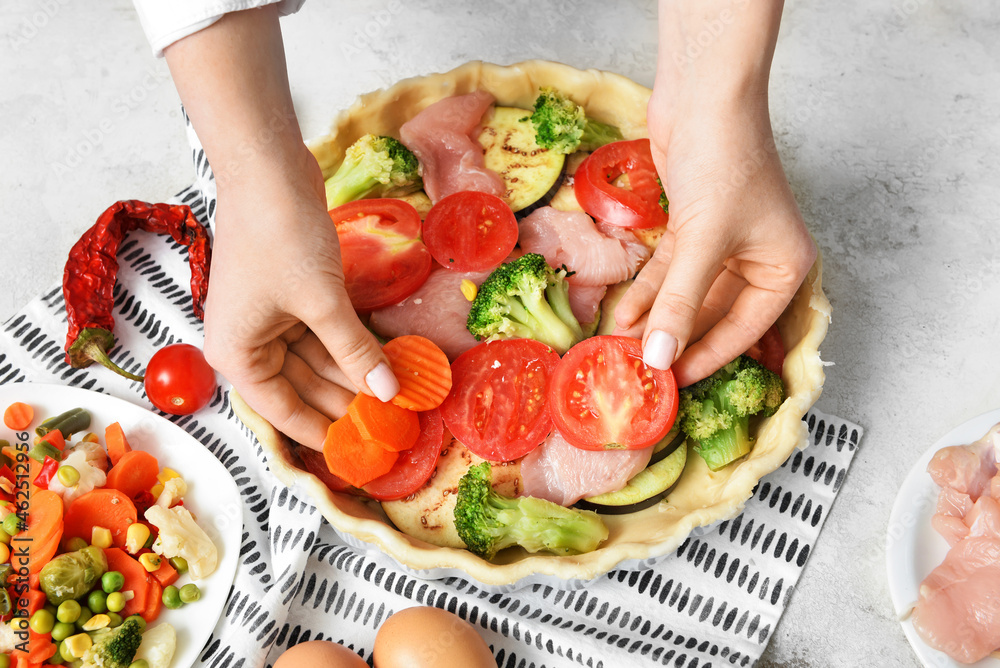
39 545 108 605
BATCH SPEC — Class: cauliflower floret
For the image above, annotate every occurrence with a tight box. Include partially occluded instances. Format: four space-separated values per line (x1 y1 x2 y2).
155 478 188 508
71 439 110 472
48 449 107 504
144 505 218 580
134 623 176 668
0 619 15 653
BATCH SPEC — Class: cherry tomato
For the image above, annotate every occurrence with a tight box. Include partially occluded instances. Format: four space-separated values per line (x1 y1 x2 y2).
363 409 446 501
745 324 785 377
143 343 217 415
574 138 669 229
548 336 678 450
440 339 560 462
422 191 518 273
329 198 433 311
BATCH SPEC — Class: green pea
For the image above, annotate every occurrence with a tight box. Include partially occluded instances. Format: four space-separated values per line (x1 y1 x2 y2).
179 583 201 604
161 585 183 610
87 590 107 614
59 639 75 663
0 654 10 668
0 528 10 545
2 514 19 538
65 537 88 552
50 621 75 642
44 603 58 617
47 651 64 666
56 600 81 624
169 557 188 574
129 661 150 668
106 612 123 628
75 606 92 630
101 571 124 594
126 614 146 632
28 609 54 635
106 592 125 613
57 465 80 487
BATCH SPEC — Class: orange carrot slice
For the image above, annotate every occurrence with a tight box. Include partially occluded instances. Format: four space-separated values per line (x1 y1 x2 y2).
322 415 399 488
106 450 160 500
148 555 178 588
105 422 132 466
347 393 419 453
103 548 152 619
14 490 63 574
383 335 453 412
3 402 33 430
143 578 163 623
63 489 137 548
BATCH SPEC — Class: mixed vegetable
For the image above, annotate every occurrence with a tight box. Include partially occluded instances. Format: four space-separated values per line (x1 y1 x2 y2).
295 86 789 562
1 403 219 667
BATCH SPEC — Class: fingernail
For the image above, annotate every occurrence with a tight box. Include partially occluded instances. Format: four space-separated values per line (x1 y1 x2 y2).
365 362 400 402
643 330 677 370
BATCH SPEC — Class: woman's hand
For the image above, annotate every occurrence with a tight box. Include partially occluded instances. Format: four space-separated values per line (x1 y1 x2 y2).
614 0 816 387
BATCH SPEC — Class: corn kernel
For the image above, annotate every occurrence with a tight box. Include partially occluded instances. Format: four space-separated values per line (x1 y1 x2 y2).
81 432 100 443
157 468 181 484
125 523 150 555
138 553 162 573
10 617 27 632
150 483 164 498
121 590 135 602
91 526 113 549
460 279 478 302
81 614 110 632
0 544 10 564
65 632 93 658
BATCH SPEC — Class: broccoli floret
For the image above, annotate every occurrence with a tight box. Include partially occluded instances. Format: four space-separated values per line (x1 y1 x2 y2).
678 355 785 471
455 463 608 559
81 617 143 668
324 134 422 208
466 253 584 354
528 87 624 154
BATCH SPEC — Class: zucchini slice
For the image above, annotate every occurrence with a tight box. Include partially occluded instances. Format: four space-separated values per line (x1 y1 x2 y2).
478 107 565 212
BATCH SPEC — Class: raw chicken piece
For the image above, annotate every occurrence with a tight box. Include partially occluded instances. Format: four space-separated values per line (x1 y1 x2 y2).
931 515 969 547
518 207 650 287
931 486 974 546
369 266 488 361
567 284 606 329
926 425 1000 499
520 430 653 506
911 536 1000 664
399 90 504 203
966 495 1000 539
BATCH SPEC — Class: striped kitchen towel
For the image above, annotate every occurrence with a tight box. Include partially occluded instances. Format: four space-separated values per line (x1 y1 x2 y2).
0 115 862 668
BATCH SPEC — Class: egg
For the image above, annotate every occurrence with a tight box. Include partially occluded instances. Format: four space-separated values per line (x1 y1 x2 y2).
374 606 496 668
274 640 368 668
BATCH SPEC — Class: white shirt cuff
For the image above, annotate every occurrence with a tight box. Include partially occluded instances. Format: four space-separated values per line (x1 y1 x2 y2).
132 0 305 57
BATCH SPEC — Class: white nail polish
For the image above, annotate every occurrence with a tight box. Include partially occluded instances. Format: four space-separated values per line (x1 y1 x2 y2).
365 362 400 402
643 330 677 370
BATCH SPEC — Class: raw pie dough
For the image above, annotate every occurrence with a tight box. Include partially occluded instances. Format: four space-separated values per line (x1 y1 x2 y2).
231 60 831 587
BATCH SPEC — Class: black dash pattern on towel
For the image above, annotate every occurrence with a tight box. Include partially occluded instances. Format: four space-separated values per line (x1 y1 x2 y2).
0 114 862 668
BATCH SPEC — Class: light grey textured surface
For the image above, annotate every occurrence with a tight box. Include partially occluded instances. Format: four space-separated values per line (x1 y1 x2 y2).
3 1 998 666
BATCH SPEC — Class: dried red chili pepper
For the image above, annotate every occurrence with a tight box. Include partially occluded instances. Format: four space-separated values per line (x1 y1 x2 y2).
63 200 211 381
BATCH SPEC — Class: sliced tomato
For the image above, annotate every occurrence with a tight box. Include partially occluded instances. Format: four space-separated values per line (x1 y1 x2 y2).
745 324 785 377
329 198 433 311
574 138 669 230
549 336 678 450
441 339 560 462
423 191 518 272
363 409 446 501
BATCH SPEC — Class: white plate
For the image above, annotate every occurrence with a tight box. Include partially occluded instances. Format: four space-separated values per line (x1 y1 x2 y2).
2 383 241 668
886 407 1000 668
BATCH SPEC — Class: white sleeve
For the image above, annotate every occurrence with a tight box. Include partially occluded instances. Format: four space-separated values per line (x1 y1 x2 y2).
132 0 306 57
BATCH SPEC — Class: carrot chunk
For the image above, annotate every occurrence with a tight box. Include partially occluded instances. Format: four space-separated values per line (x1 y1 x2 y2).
13 490 63 574
63 489 137 549
323 415 399 488
103 547 152 619
383 335 453 412
3 402 33 430
347 393 419 453
105 450 160 500
105 422 132 466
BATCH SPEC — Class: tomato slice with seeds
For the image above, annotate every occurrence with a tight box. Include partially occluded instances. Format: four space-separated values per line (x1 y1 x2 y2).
422 191 518 273
441 339 560 462
574 138 669 230
549 336 678 450
329 198 433 312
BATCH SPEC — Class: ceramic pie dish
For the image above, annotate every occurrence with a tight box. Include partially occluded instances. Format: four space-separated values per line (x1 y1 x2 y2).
231 60 831 590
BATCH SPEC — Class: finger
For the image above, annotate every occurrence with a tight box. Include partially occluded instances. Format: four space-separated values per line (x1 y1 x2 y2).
287 330 359 393
641 237 726 370
281 351 355 422
615 240 672 330
303 290 399 402
671 283 793 387
612 311 647 339
689 268 748 342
